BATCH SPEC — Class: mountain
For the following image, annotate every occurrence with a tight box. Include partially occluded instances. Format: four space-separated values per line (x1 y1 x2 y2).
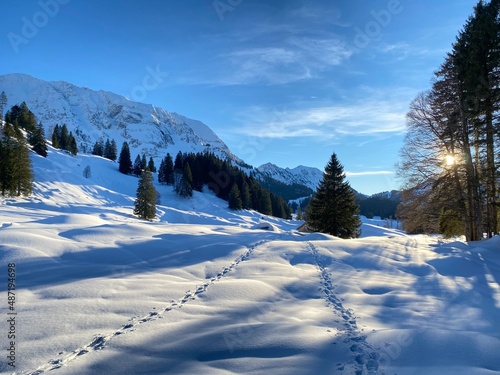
257 163 323 191
0 73 238 163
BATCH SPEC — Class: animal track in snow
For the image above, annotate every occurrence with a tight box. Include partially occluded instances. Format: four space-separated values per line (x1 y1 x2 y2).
307 242 382 375
23 240 267 375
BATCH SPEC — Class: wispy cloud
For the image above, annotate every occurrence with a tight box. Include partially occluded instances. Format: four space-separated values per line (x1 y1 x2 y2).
233 96 408 139
345 170 394 177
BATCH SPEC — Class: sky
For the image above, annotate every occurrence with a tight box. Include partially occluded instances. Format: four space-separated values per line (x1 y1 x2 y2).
0 0 479 195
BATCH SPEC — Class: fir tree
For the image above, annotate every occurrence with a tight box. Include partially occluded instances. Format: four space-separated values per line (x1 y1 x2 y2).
240 180 252 209
158 158 166 184
0 91 7 120
134 169 156 220
68 132 78 155
148 157 156 173
118 141 133 174
59 124 69 151
103 139 111 158
307 153 361 238
92 140 104 156
109 139 118 161
141 153 147 170
176 163 193 197
174 151 183 170
30 122 48 157
164 153 174 185
228 184 243 210
133 154 142 176
51 125 60 149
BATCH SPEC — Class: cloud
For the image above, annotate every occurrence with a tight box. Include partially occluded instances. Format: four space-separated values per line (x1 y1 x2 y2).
232 96 408 139
345 170 394 177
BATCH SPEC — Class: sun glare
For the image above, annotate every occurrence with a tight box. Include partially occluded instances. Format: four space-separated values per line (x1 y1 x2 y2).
445 155 456 166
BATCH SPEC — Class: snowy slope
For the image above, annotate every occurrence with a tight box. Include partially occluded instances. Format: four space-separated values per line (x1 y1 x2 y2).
1 149 500 375
0 73 237 163
257 162 323 191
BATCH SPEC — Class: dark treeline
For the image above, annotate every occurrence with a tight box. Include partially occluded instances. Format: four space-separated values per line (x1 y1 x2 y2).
157 151 292 219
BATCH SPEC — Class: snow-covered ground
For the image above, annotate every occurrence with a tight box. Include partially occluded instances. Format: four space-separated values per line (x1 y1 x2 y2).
1 148 499 375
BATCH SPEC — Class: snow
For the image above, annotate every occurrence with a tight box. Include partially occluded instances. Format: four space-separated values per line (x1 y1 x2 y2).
1 147 499 375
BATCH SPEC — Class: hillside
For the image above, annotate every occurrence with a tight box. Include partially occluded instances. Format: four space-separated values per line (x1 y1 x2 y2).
0 73 237 163
1 147 499 375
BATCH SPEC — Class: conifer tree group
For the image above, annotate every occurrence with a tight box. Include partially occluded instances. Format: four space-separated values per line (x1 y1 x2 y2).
0 98 34 197
92 138 117 161
51 124 78 155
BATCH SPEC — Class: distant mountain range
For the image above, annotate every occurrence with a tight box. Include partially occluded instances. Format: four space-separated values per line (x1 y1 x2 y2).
0 73 390 200
256 163 323 191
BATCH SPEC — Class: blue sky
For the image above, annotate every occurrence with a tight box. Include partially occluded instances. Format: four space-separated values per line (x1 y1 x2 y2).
1 0 478 195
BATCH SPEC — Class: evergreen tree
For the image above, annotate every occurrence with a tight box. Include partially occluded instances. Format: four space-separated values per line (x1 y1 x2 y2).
158 158 166 184
118 141 133 174
51 124 60 149
0 125 33 197
109 139 118 161
83 165 92 179
164 153 174 185
133 154 142 176
59 124 69 151
141 153 147 170
174 151 183 170
30 122 48 157
12 134 33 196
307 153 361 238
176 163 193 197
134 169 156 220
240 179 252 209
92 140 104 156
148 157 156 173
68 132 78 155
103 139 111 158
0 91 7 120
228 184 243 210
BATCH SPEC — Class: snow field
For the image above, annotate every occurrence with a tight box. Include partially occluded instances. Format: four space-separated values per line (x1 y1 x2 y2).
0 147 499 374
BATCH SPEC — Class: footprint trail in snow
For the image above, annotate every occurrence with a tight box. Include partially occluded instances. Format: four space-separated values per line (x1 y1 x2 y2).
308 242 382 375
23 240 267 375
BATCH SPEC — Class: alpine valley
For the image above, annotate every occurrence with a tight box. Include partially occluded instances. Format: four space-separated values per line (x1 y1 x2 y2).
0 73 322 199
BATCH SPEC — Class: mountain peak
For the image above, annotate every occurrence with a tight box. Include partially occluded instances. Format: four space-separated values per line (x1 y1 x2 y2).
0 73 237 163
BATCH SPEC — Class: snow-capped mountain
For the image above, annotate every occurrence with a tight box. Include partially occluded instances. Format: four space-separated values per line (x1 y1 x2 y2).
257 162 323 191
0 73 237 162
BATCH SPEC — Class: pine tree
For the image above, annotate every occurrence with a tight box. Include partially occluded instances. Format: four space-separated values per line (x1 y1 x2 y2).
92 140 104 156
118 141 132 174
176 163 193 197
30 122 48 157
158 158 166 184
134 169 156 220
0 92 7 121
174 151 183 170
164 153 174 185
307 153 361 238
148 157 156 173
228 184 243 210
103 139 111 158
52 124 60 149
68 132 78 155
141 154 147 170
133 155 142 176
109 139 118 161
240 179 252 209
59 124 69 151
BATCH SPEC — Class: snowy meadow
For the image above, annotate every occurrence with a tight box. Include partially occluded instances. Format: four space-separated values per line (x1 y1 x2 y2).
1 148 499 375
